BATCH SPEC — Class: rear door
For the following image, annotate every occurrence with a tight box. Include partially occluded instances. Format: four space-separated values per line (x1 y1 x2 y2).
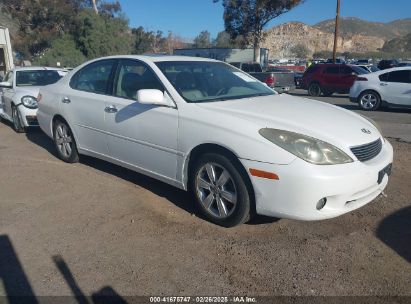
322 66 340 91
339 65 357 92
1 71 14 117
60 59 118 156
379 70 411 106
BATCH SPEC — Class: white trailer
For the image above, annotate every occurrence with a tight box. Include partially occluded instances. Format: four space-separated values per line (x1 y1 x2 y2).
0 26 14 79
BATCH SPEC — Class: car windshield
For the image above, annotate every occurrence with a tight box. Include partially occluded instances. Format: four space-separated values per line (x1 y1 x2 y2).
155 61 275 103
16 70 62 87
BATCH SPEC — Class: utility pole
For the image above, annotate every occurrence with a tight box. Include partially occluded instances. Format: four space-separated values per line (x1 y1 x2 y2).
332 0 341 63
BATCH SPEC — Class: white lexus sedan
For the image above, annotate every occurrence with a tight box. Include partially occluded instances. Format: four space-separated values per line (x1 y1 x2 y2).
0 67 67 132
350 67 411 111
37 56 393 227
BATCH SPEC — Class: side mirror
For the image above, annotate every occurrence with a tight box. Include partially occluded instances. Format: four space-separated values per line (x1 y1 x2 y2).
0 81 12 89
137 89 170 106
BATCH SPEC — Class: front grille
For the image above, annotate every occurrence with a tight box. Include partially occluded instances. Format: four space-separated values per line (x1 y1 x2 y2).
350 139 382 162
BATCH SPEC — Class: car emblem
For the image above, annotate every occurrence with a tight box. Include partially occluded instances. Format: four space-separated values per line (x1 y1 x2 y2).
361 128 371 134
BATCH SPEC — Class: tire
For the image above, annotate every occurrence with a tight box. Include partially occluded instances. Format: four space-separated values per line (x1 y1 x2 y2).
11 105 25 133
190 153 251 227
53 119 79 163
358 91 381 111
308 83 321 97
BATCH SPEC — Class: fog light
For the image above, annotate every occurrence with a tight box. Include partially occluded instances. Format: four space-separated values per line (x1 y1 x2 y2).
316 198 327 210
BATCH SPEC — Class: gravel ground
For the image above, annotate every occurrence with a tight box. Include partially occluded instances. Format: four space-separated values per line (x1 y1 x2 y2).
0 97 410 299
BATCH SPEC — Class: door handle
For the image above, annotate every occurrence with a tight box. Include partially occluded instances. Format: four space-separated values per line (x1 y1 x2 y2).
380 83 388 86
62 97 71 103
104 105 118 113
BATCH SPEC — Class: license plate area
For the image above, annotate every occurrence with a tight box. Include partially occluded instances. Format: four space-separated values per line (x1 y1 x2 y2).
378 163 392 184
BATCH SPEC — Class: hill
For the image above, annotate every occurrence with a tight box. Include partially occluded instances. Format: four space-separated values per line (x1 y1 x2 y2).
382 33 411 53
314 17 411 40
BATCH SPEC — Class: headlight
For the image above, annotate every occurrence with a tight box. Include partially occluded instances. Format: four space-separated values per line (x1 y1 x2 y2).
359 114 383 136
259 128 353 165
21 96 38 109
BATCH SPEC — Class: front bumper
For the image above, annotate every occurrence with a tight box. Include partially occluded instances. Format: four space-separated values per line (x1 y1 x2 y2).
240 139 393 220
16 104 38 127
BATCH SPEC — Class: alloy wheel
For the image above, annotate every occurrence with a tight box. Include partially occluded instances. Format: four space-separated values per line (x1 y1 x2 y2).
360 93 378 109
55 123 73 158
195 162 237 219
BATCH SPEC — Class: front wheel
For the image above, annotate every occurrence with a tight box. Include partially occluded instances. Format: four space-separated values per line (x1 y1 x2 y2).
190 153 251 227
12 105 25 133
53 119 79 163
358 91 381 111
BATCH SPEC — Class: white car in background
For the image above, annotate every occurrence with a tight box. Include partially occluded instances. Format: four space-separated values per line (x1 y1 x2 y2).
38 55 393 227
350 67 411 111
0 67 67 132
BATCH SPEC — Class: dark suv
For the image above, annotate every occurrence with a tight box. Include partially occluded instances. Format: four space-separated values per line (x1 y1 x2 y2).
377 59 399 70
301 64 368 96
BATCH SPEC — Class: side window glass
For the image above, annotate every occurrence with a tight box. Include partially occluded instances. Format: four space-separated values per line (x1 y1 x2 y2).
115 60 164 100
325 67 339 74
340 66 353 75
4 71 13 85
379 73 389 82
386 70 409 83
70 60 116 94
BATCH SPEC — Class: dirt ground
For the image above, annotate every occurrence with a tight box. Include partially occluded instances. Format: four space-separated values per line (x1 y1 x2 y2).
0 114 410 298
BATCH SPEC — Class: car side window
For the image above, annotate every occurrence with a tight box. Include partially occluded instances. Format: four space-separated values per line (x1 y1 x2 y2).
379 73 389 82
70 60 116 94
3 71 13 85
383 70 410 83
114 60 164 100
324 67 339 74
340 66 353 75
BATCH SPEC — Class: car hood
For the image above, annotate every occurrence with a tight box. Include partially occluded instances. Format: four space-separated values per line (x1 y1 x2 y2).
195 94 381 149
15 86 41 97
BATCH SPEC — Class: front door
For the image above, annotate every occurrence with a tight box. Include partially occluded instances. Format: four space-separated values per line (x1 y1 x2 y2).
380 70 411 106
105 59 179 181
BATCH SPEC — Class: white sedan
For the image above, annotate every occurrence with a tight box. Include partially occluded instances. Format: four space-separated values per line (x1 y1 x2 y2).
0 67 67 132
38 55 393 227
350 67 411 111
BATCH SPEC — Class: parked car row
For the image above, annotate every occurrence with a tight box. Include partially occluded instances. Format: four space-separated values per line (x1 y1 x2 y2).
0 56 393 227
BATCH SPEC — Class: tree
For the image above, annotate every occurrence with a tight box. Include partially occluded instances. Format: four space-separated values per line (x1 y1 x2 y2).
215 0 304 61
34 35 86 67
75 9 133 59
290 44 309 58
213 31 233 48
194 31 211 48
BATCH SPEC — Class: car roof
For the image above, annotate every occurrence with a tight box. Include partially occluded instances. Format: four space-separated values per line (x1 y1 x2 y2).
370 66 411 76
85 54 219 63
12 66 67 72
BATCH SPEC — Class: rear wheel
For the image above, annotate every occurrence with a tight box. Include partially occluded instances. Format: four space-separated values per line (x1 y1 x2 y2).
12 105 25 133
53 119 79 163
190 153 251 227
308 83 321 97
358 91 381 111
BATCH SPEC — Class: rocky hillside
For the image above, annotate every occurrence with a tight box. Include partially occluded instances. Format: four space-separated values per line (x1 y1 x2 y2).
315 17 411 40
382 33 411 53
262 22 385 58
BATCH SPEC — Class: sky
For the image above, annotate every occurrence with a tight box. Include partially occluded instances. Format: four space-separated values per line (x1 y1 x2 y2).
119 0 411 39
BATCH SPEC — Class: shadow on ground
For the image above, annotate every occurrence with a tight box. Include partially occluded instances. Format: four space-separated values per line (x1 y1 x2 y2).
376 206 411 263
0 234 126 303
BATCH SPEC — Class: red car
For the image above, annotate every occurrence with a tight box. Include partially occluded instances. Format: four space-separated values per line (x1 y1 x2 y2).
301 64 369 96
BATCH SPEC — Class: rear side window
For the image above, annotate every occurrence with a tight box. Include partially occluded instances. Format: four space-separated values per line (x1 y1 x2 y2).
70 59 116 94
324 66 339 74
340 66 353 75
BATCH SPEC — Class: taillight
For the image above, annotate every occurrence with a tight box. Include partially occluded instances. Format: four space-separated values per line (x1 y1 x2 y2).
356 77 368 81
265 75 276 87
